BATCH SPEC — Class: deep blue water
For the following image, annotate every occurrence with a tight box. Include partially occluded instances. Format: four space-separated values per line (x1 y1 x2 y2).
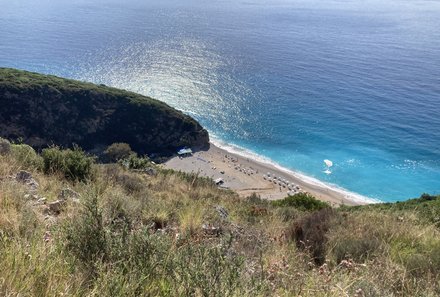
1 0 440 201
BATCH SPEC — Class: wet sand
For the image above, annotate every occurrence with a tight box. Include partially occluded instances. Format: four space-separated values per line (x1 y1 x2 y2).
164 143 370 206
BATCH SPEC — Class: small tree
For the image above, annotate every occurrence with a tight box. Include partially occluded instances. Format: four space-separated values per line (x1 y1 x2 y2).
104 143 134 162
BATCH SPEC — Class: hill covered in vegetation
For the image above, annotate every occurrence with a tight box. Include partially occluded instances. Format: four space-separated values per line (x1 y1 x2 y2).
0 68 209 157
0 138 439 296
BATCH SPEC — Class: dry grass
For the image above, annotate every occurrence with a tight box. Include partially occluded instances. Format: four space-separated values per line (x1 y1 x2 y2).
0 148 440 296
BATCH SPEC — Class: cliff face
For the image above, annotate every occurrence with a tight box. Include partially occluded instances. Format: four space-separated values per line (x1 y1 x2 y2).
0 68 209 156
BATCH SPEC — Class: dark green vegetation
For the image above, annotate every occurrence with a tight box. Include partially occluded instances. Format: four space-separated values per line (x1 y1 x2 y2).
271 192 329 211
344 193 440 227
1 139 440 296
41 146 95 182
0 68 209 157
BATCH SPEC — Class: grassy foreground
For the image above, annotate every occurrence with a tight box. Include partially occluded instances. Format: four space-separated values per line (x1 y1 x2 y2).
0 142 439 296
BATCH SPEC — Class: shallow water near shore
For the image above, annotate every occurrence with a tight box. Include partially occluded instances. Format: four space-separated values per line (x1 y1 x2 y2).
1 0 440 201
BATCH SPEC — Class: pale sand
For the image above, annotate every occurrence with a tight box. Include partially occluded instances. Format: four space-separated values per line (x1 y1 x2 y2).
164 143 369 206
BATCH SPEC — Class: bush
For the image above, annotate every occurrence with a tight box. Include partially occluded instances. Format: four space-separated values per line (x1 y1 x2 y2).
63 194 107 268
169 243 244 296
394 237 440 277
0 137 11 155
41 145 94 181
104 143 134 162
286 208 337 265
271 193 329 212
122 154 152 170
10 144 43 170
115 174 145 194
332 236 382 264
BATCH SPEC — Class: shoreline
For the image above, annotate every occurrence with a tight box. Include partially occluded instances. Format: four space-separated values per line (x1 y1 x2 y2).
165 141 379 206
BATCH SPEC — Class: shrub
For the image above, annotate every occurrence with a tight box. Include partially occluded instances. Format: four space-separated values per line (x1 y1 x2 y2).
115 173 145 194
286 208 337 265
42 145 94 181
122 154 151 170
394 237 440 277
420 193 437 201
275 206 300 222
271 193 329 211
0 137 11 155
63 194 107 268
328 213 388 265
10 144 43 170
169 243 244 296
332 236 382 264
104 143 134 162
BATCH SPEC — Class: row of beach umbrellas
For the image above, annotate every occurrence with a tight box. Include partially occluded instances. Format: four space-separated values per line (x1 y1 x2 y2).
262 172 302 192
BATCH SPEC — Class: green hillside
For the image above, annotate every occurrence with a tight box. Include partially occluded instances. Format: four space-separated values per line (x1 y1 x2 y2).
0 139 439 296
0 68 209 156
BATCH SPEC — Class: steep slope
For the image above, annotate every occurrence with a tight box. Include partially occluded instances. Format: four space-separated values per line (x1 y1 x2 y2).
0 68 209 156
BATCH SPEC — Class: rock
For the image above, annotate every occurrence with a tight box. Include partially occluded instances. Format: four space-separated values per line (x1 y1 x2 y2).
15 170 33 183
0 138 11 155
202 223 222 237
47 200 66 214
43 231 51 243
15 170 39 191
58 188 80 202
215 205 229 220
36 197 47 204
144 167 157 176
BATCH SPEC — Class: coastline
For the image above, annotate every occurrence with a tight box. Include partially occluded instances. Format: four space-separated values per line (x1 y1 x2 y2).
164 141 379 206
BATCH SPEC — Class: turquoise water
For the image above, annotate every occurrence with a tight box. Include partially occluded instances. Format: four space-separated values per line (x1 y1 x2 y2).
1 0 440 201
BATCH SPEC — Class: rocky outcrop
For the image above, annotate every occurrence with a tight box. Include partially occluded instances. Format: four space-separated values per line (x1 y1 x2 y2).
0 68 209 157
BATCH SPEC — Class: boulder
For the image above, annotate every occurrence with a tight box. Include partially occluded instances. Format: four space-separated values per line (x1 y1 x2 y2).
202 223 222 237
0 137 11 155
15 170 39 191
47 200 66 214
215 205 229 220
15 170 33 182
58 188 80 202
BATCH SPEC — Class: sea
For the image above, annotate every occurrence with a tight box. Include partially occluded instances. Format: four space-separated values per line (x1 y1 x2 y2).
1 0 440 202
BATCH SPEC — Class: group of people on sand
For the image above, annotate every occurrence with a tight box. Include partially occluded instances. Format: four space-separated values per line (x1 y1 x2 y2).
262 172 302 196
220 152 302 197
221 154 259 176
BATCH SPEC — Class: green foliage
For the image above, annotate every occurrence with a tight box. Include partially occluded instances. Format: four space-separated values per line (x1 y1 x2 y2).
104 143 134 162
63 194 107 269
3 140 440 296
0 67 209 156
391 236 440 278
271 193 329 211
61 190 245 296
10 143 43 170
347 193 440 227
122 154 152 170
168 243 244 296
41 145 94 181
332 236 382 264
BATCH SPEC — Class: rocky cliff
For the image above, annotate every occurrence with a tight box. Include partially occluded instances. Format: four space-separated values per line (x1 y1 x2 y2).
0 68 209 156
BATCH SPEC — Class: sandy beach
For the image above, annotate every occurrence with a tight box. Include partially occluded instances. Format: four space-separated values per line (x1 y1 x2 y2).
164 143 370 206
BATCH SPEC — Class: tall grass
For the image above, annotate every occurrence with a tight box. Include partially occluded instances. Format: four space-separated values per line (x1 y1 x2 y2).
1 146 440 296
